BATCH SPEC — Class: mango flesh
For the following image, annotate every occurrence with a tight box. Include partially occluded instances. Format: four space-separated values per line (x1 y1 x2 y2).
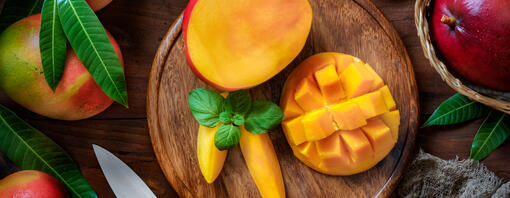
197 125 228 183
183 0 312 91
0 14 123 120
0 170 68 198
280 52 400 175
239 126 285 198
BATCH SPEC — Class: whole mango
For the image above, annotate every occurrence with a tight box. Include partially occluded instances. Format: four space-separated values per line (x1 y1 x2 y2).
0 170 68 198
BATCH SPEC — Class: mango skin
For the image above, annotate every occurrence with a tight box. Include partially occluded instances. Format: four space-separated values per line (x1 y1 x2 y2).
86 0 112 11
0 14 123 120
0 170 68 198
239 126 285 198
197 125 228 183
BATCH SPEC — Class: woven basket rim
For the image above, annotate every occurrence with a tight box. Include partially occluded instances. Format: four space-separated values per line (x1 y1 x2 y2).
414 0 510 114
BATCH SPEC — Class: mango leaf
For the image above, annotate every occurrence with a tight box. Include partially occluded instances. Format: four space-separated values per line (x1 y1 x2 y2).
57 0 128 107
470 110 510 160
0 0 42 32
422 94 488 127
40 0 67 91
0 104 97 198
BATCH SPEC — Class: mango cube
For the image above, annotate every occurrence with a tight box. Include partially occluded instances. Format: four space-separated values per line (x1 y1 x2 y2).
316 132 351 170
339 129 374 163
296 142 320 166
352 91 388 119
294 78 324 112
282 91 304 120
378 86 397 111
333 54 358 74
363 64 384 91
361 118 393 155
282 117 307 145
379 110 400 142
339 62 374 98
314 65 345 104
330 101 367 130
301 108 336 141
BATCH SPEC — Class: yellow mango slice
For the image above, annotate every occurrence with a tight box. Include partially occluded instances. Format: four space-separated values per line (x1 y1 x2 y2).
282 90 305 120
197 125 228 183
282 117 307 145
240 126 285 198
352 91 389 119
361 118 393 156
314 65 345 104
378 85 397 111
339 129 373 163
302 108 336 141
294 78 324 112
330 101 367 130
339 62 374 98
379 110 400 142
363 64 384 91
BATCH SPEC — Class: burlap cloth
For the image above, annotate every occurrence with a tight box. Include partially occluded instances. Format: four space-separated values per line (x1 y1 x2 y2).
397 150 510 198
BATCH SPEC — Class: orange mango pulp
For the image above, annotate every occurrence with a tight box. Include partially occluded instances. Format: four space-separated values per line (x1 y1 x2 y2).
183 0 312 91
280 52 400 175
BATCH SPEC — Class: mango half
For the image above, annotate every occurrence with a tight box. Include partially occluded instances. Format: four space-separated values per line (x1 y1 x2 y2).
280 52 400 175
183 0 312 91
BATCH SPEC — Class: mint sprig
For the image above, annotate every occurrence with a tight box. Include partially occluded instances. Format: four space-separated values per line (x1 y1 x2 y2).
188 89 284 150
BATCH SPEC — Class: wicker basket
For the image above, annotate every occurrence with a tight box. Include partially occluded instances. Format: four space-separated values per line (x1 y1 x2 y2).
414 0 510 114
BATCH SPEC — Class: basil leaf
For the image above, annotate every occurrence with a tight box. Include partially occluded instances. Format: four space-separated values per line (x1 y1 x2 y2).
188 88 224 127
233 114 245 126
219 112 232 124
470 110 510 160
214 124 241 150
422 94 489 127
225 90 251 115
244 100 284 134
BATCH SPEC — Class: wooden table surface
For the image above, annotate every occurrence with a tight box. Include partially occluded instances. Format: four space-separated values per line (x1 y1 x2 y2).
0 0 508 197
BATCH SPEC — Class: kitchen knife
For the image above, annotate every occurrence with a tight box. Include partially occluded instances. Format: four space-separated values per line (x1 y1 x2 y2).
93 144 157 198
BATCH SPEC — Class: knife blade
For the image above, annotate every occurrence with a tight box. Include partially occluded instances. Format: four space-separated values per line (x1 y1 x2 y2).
93 144 157 198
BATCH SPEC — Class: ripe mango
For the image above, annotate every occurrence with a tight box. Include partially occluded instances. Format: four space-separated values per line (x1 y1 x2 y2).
197 125 228 183
280 52 400 175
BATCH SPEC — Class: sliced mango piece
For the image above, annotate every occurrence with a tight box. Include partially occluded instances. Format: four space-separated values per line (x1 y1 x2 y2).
333 54 358 73
363 64 384 91
361 118 393 156
240 126 285 198
339 62 374 98
295 141 320 166
314 65 345 104
330 101 367 130
282 90 305 120
378 85 397 111
316 131 351 170
294 78 324 112
197 125 228 183
352 91 389 119
339 129 373 163
301 108 336 141
379 110 400 142
282 117 307 145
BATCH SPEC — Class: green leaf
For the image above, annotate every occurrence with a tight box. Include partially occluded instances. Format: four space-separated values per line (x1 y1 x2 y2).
40 0 67 91
244 100 284 134
188 88 224 127
470 110 510 160
224 90 252 115
422 94 488 127
0 0 42 32
219 112 232 124
0 104 97 198
214 124 241 150
57 0 128 107
232 114 245 126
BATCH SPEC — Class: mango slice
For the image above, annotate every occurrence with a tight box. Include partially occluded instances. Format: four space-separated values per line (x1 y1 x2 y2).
280 52 400 175
240 126 285 198
197 125 228 183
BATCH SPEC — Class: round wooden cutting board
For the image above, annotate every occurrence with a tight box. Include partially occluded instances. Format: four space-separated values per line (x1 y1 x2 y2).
147 0 419 197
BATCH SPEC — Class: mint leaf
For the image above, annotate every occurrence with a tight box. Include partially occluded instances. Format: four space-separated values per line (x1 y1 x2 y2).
214 124 241 150
233 114 245 126
219 112 232 124
422 94 489 127
188 88 224 127
244 100 284 134
470 110 510 160
224 90 252 115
